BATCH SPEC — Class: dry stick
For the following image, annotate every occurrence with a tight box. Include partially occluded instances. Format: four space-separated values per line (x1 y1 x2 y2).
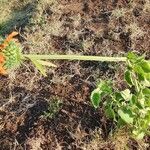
23 54 127 62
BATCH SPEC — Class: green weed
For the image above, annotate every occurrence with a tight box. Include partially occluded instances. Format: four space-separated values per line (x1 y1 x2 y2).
43 98 62 119
91 52 150 139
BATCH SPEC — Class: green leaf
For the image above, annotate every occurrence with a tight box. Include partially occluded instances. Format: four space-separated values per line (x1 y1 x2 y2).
98 81 112 94
118 109 134 124
144 73 150 81
127 52 144 63
133 130 145 140
105 107 115 119
117 118 126 128
115 92 123 101
124 70 133 86
36 60 57 67
130 95 137 105
91 89 101 109
142 88 150 96
134 65 145 75
127 52 138 62
121 89 132 101
137 73 145 81
30 58 47 76
140 60 150 73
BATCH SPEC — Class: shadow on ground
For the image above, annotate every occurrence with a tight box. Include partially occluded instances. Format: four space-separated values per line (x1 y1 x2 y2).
0 1 37 35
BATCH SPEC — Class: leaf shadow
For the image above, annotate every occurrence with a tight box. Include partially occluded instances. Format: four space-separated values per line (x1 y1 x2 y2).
0 1 37 35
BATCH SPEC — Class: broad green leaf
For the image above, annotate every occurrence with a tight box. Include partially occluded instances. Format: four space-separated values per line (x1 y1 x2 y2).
142 88 150 96
117 118 126 128
144 73 150 81
136 101 143 109
142 88 150 101
127 52 144 64
124 70 133 86
140 60 150 73
118 109 133 124
98 81 112 94
37 60 57 67
136 132 145 140
133 130 145 140
130 95 137 105
137 73 145 81
115 92 123 101
134 65 145 75
121 89 132 101
105 107 115 119
91 89 101 109
127 52 138 62
142 79 150 87
30 58 47 76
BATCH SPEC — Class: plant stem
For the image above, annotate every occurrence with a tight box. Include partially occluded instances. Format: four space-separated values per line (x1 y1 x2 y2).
23 54 127 62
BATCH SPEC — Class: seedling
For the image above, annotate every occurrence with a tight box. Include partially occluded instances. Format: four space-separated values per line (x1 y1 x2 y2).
43 99 62 119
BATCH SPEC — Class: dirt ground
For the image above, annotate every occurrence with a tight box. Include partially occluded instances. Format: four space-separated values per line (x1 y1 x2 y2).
0 0 150 149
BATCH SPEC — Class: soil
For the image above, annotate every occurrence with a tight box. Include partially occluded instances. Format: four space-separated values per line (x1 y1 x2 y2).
0 0 150 149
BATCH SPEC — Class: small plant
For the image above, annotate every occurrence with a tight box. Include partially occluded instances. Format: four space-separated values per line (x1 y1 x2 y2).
91 52 150 139
43 99 62 119
0 32 127 76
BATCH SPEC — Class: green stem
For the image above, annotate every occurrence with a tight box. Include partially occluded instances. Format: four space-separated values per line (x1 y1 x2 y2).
23 54 127 62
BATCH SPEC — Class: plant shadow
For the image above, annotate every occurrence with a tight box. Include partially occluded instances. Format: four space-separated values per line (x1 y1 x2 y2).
0 1 37 35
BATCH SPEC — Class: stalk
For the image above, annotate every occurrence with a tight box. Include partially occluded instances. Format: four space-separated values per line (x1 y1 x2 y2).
23 54 127 62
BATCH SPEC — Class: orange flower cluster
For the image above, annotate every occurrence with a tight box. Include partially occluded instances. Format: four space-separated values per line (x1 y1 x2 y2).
0 54 7 75
0 32 18 75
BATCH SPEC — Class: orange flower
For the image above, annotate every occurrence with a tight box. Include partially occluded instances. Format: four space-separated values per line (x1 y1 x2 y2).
0 65 7 75
0 54 5 63
0 32 18 51
0 32 19 75
0 54 6 75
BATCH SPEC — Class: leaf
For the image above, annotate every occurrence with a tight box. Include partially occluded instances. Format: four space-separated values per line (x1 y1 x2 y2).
127 52 138 61
140 60 150 73
98 81 112 94
91 81 112 109
130 95 137 105
105 107 115 119
137 73 145 81
125 70 133 86
127 52 144 63
30 58 47 76
134 65 145 75
118 109 134 124
37 60 57 67
121 89 132 101
115 92 123 101
136 132 145 140
144 73 150 81
91 89 101 109
142 88 150 98
117 118 126 128
133 130 145 140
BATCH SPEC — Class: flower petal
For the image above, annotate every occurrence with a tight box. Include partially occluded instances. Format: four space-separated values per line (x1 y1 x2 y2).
0 65 7 75
5 32 18 43
0 54 5 63
0 31 18 51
